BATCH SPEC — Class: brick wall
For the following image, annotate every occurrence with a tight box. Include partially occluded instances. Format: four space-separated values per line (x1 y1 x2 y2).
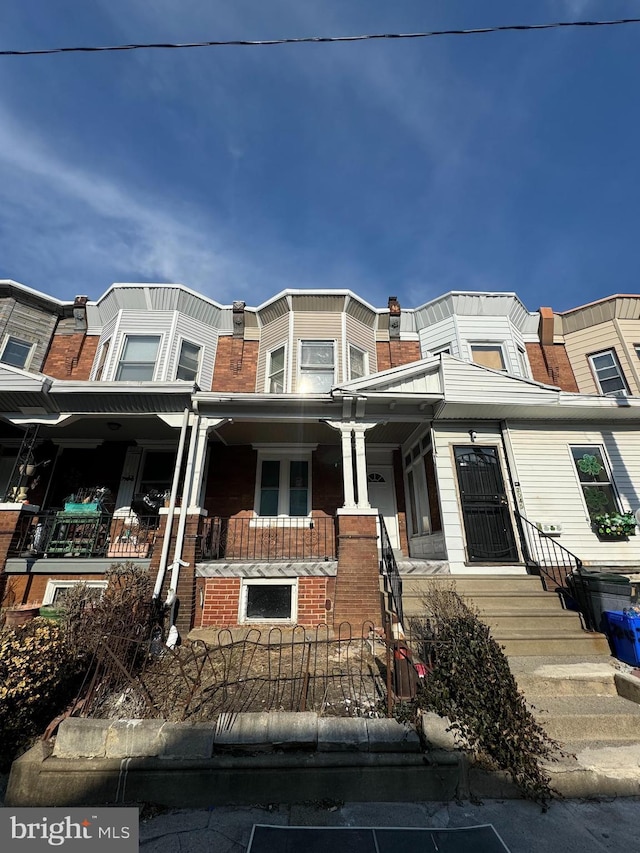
332 513 381 630
211 337 259 392
2 573 103 607
376 340 421 372
0 509 24 606
526 342 579 391
204 445 257 517
42 334 99 379
148 512 203 634
199 575 333 628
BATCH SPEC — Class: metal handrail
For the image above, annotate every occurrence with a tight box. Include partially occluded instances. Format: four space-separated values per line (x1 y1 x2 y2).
378 514 404 627
517 512 582 591
200 515 337 562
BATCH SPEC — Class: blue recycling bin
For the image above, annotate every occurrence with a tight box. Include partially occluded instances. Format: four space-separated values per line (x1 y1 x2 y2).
602 610 640 666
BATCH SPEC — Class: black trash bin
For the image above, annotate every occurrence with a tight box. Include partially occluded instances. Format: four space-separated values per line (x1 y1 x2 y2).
567 570 631 631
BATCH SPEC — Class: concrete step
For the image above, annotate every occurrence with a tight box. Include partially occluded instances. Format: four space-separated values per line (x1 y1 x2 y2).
530 694 640 742
478 611 585 633
401 590 564 613
514 661 618 697
490 631 610 657
400 575 544 594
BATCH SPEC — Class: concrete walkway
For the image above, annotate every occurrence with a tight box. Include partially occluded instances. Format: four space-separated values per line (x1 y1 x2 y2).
137 799 640 852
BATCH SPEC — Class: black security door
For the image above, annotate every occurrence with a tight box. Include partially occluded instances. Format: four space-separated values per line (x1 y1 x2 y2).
454 446 518 562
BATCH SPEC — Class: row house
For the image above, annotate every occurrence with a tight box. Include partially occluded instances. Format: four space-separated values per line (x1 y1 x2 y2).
1 280 640 638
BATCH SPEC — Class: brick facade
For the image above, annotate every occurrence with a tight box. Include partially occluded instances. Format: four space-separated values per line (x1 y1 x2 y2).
211 337 259 392
332 513 381 630
42 333 99 380
2 573 103 608
525 342 579 391
198 575 335 628
376 340 422 372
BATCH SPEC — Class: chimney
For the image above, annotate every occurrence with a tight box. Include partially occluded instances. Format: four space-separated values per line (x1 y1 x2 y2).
538 307 555 347
388 296 401 339
73 295 88 331
232 301 245 339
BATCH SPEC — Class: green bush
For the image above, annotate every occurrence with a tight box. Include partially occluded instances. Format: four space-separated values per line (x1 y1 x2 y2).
411 589 562 805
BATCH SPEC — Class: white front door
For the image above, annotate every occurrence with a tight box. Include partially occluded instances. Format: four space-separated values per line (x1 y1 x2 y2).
367 467 400 551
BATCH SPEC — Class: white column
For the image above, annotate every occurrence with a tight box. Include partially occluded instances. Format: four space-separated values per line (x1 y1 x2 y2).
340 426 356 508
353 425 370 509
187 418 225 509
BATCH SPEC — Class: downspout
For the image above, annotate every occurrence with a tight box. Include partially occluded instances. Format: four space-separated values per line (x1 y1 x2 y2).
165 413 201 628
152 407 190 600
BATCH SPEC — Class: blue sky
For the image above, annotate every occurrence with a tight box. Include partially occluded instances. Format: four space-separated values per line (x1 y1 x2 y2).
0 1 639 311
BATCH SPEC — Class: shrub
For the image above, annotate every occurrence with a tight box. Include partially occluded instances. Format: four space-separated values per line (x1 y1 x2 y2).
411 588 562 805
0 618 78 770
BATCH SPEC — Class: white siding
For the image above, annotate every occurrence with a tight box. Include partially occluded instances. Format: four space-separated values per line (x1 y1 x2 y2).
258 314 289 392
508 421 640 564
345 315 377 378
292 313 343 389
457 316 520 374
563 321 626 394
89 314 119 380
432 423 523 572
441 357 558 406
172 315 219 388
419 317 459 357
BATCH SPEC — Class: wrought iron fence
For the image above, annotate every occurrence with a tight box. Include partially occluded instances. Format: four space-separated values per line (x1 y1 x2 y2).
200 516 337 562
68 615 454 725
8 509 159 559
78 621 387 720
379 515 404 627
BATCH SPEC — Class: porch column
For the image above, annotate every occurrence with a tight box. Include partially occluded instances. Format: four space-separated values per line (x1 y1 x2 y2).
187 418 225 509
353 424 372 509
340 427 357 509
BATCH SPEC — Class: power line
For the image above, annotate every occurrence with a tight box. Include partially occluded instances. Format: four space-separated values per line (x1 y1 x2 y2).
1 17 639 58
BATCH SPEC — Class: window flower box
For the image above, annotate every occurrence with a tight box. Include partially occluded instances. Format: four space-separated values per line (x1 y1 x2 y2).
593 511 636 539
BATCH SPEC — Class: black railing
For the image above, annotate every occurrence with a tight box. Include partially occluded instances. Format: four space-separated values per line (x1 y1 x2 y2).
517 512 582 591
200 516 337 562
9 509 159 559
378 514 404 628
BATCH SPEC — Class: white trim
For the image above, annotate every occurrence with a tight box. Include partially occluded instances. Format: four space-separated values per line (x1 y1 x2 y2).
588 348 629 396
254 449 313 517
297 339 337 394
42 579 107 605
265 342 287 393
114 332 163 382
175 336 202 383
0 334 36 371
238 577 298 623
348 343 369 381
468 342 508 372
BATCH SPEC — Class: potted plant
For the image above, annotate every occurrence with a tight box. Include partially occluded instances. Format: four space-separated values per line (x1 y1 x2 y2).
593 511 637 539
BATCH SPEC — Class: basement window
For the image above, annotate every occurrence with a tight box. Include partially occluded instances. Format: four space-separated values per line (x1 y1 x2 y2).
239 578 297 623
43 579 107 606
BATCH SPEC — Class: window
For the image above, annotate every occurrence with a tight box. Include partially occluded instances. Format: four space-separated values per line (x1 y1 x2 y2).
470 344 506 371
588 349 629 396
267 345 286 392
571 445 619 520
94 340 110 381
349 345 368 380
240 578 297 623
298 340 335 393
43 579 107 606
0 336 33 369
176 340 201 382
115 335 160 381
431 345 451 356
257 457 310 516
